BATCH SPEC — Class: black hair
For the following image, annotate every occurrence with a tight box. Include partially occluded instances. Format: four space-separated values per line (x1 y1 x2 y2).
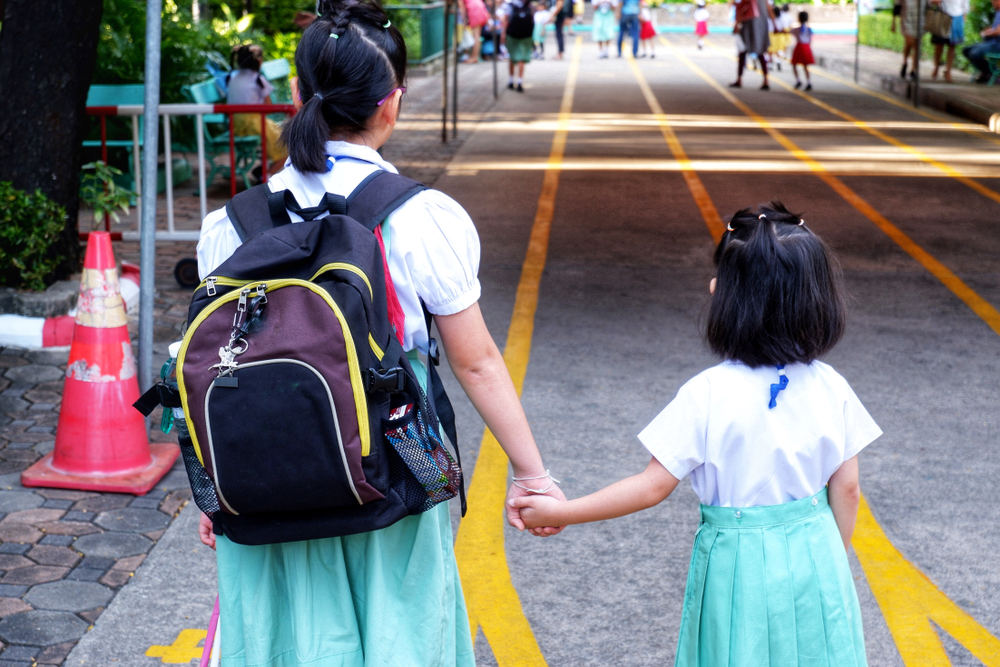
232 44 263 72
282 0 407 172
705 202 846 368
798 10 809 23
773 6 782 17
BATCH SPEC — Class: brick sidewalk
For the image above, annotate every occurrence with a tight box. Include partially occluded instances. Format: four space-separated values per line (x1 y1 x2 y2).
0 59 500 665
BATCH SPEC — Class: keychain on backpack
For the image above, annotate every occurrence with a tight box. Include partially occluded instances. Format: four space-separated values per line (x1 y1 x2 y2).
210 285 267 379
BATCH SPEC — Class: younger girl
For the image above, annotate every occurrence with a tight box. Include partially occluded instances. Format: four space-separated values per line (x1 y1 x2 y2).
791 10 815 90
593 0 620 58
638 1 657 58
694 0 709 50
512 203 879 667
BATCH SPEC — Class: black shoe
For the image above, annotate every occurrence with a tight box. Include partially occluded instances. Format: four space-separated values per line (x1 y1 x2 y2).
794 80 802 89
900 63 907 78
507 82 514 89
805 83 812 91
516 83 524 92
760 83 770 90
650 53 655 58
728 80 742 88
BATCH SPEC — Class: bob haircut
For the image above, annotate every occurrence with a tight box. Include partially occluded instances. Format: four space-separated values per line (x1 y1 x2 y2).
705 201 846 368
281 0 407 173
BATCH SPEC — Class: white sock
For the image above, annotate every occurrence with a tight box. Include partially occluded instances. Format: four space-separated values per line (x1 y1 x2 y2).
516 76 523 85
508 75 514 84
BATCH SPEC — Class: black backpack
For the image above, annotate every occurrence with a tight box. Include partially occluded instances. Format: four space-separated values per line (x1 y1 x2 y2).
137 172 465 546
506 1 535 39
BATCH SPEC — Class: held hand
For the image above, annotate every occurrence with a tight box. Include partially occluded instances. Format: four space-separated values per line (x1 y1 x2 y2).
508 495 565 530
505 481 567 537
198 512 216 550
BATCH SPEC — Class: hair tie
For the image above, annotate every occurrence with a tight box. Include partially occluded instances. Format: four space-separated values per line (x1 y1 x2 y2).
758 213 767 220
726 222 736 232
314 92 323 101
330 32 339 39
799 219 805 226
383 20 391 27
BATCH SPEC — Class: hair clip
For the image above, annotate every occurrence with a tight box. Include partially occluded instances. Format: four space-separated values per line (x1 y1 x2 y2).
330 32 339 39
726 222 736 232
799 219 805 226
758 213 767 220
314 92 323 100
383 20 391 27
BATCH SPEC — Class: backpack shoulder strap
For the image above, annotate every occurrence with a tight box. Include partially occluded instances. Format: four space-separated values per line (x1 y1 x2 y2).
225 184 292 243
346 171 427 231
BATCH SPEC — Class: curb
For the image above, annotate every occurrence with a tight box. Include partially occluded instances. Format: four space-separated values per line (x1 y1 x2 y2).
815 50 1000 131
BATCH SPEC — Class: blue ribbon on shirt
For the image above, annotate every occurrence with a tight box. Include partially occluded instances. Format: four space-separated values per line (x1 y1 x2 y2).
769 365 788 409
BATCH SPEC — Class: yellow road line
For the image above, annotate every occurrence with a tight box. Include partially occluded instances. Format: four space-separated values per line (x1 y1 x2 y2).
714 37 1000 148
625 54 726 241
658 36 1000 663
702 41 1000 207
453 36 584 667
660 37 1000 338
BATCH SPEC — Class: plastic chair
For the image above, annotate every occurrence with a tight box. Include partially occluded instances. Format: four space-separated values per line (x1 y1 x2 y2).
84 85 146 189
260 58 292 105
181 79 260 191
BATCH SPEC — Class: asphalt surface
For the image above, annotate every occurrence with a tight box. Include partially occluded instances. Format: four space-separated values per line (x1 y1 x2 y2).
76 35 1000 666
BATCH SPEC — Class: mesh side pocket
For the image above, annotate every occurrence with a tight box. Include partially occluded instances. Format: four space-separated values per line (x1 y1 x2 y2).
385 406 461 514
179 434 221 518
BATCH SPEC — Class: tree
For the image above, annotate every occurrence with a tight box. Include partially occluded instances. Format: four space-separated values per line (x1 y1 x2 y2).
0 0 104 280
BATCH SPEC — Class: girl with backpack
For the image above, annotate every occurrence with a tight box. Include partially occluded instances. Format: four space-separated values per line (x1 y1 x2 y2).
503 0 535 90
511 203 879 667
196 1 564 663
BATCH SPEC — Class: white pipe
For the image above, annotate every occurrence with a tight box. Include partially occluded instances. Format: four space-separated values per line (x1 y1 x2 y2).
132 115 143 218
196 114 207 222
164 116 174 234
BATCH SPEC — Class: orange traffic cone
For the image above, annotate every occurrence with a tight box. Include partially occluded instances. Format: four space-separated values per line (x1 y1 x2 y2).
21 232 179 494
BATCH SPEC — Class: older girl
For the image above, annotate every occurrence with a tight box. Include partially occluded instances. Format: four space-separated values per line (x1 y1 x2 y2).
197 1 563 664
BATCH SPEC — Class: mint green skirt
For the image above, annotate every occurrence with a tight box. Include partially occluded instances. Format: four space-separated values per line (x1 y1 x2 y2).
215 359 475 667
676 489 867 667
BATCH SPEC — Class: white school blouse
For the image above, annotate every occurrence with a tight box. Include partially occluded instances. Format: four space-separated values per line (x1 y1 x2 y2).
197 141 482 353
638 361 882 508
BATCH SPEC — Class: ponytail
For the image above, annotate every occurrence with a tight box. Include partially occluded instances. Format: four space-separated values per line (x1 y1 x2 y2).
282 0 408 172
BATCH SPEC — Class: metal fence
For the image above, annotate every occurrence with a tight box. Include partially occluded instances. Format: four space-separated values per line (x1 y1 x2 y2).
385 2 454 64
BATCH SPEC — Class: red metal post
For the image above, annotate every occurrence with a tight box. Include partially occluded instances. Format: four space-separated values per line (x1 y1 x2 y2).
100 116 108 165
229 112 237 197
260 113 268 183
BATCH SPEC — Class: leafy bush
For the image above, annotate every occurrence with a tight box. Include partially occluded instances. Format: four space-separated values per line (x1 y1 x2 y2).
859 11 976 72
79 162 136 231
0 183 67 292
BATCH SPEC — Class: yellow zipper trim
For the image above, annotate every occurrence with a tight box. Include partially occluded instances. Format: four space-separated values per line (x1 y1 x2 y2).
178 279 373 461
197 263 373 299
197 263 380 359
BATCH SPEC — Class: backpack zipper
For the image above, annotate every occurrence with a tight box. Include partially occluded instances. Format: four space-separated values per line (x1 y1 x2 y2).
178 278 373 465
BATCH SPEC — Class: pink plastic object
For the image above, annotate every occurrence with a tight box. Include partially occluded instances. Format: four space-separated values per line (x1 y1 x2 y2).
201 596 220 667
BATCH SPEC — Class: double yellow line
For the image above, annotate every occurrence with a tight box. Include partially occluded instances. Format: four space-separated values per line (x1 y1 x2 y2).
454 37 584 667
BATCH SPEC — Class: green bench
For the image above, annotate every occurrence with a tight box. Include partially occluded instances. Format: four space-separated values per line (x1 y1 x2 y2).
986 53 1000 86
84 85 145 190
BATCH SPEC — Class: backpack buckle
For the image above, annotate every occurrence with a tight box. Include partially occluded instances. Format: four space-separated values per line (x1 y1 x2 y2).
428 337 441 367
363 367 405 393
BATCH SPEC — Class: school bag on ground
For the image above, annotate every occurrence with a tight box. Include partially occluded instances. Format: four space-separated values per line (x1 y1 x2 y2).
136 172 465 546
507 1 535 39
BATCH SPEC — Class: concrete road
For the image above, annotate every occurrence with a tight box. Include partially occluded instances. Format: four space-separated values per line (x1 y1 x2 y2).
78 35 1000 667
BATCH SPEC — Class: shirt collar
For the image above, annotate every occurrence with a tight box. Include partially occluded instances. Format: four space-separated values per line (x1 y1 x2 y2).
323 140 399 174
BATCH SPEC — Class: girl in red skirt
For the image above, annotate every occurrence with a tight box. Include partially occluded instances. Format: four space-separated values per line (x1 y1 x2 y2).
694 0 709 49
638 2 657 57
791 11 814 90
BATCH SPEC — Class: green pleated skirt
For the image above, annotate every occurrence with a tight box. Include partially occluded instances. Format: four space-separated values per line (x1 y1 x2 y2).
675 488 867 667
214 359 475 667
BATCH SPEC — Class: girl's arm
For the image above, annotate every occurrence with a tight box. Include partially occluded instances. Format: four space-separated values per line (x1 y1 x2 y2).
436 304 567 535
827 455 861 551
509 456 679 528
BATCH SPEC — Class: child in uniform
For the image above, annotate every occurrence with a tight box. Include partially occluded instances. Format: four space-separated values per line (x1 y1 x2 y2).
694 0 709 49
791 10 815 90
512 202 878 667
593 0 620 58
638 1 657 57
532 2 552 59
